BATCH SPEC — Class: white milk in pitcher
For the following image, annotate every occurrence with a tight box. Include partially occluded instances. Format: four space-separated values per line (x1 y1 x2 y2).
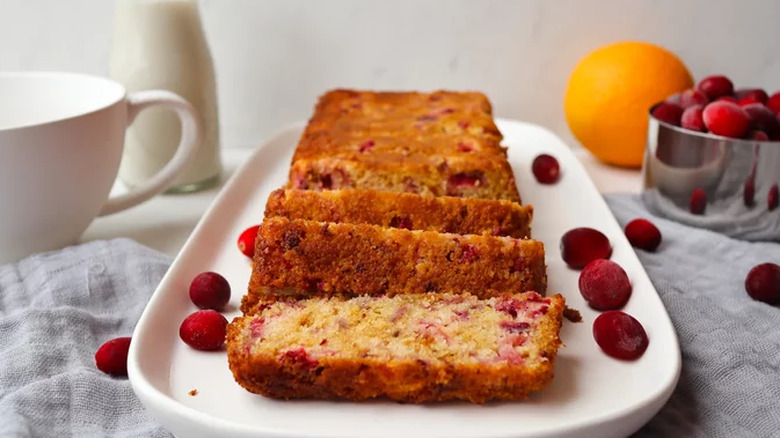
110 0 221 192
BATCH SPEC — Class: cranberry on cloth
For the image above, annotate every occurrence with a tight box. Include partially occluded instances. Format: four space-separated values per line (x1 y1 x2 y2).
607 194 780 437
0 239 172 438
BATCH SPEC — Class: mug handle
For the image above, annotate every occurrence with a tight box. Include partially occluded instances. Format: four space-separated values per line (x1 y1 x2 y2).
98 90 202 216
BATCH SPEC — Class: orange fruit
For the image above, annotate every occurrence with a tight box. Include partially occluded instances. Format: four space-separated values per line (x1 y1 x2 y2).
564 41 693 168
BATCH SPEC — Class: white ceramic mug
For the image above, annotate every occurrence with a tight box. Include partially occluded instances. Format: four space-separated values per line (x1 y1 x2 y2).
0 72 202 265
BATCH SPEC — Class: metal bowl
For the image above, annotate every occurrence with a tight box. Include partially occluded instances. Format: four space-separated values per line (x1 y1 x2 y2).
641 104 780 242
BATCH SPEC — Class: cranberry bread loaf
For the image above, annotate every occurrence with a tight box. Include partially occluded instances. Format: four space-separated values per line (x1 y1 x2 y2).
288 89 521 202
264 188 533 238
228 292 565 403
303 89 502 140
242 217 546 313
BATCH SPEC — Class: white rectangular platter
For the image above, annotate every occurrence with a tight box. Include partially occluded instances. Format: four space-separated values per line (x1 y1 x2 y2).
128 119 680 438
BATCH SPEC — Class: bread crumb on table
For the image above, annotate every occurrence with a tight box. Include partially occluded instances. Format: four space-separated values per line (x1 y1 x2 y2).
563 306 583 323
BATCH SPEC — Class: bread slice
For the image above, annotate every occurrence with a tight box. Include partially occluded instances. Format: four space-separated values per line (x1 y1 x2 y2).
293 131 507 159
264 188 533 238
242 217 546 313
227 292 564 403
288 154 521 202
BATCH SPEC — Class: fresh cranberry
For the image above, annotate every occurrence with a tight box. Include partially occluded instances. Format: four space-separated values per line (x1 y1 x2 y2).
592 311 649 361
769 184 779 211
744 177 756 206
179 310 228 351
95 337 132 376
689 189 707 215
578 259 632 310
678 89 709 108
702 101 750 138
744 263 780 305
735 88 769 104
738 96 762 107
651 102 684 126
624 218 662 251
697 75 734 100
746 130 770 141
237 225 261 258
766 92 780 114
775 116 780 140
532 154 560 184
560 227 612 269
716 96 738 104
189 272 231 311
742 104 779 135
681 105 706 132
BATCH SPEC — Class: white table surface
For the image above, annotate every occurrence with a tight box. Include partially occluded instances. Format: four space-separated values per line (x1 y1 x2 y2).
81 146 642 258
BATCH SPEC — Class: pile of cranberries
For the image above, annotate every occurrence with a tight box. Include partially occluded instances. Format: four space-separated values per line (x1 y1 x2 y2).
652 75 780 141
95 271 232 377
173 225 268 355
179 272 231 351
533 153 653 361
173 225 263 352
560 226 649 361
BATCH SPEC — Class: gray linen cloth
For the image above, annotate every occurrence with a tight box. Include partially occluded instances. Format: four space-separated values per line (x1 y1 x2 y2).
0 239 171 438
1 196 779 437
607 194 780 438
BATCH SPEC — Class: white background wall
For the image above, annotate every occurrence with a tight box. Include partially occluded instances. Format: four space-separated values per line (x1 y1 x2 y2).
2 0 780 149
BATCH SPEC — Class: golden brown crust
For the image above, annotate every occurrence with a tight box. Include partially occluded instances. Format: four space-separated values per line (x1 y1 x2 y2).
242 217 546 313
315 89 495 114
264 188 533 238
305 89 501 140
227 294 564 403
